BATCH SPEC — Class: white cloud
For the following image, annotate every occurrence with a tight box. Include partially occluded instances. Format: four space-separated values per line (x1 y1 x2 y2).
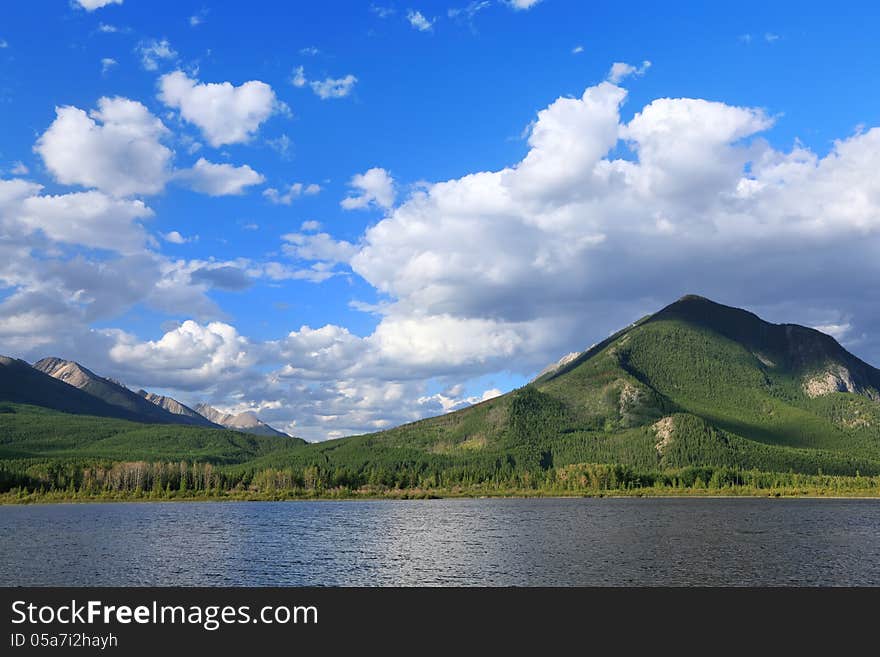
158 70 284 147
34 96 173 197
505 0 543 9
765 33 780 43
299 46 320 56
108 320 254 389
97 23 119 33
162 230 191 244
100 57 117 75
292 66 358 99
15 69 880 441
10 161 28 175
263 182 321 205
266 133 292 159
572 45 584 54
813 323 851 340
175 158 264 196
448 1 491 21
136 38 177 71
0 39 8 49
282 231 358 265
189 10 208 27
341 167 395 210
74 0 123 10
407 10 434 32
0 181 153 252
335 75 880 392
291 66 307 88
371 5 395 18
310 74 358 99
607 60 651 83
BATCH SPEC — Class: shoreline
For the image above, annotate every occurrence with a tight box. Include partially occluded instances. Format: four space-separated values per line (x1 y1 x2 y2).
4 488 880 505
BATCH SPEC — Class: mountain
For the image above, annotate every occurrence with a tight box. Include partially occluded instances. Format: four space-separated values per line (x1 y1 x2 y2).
242 294 880 479
194 403 288 437
0 356 148 421
5 296 880 499
32 357 217 427
137 390 218 425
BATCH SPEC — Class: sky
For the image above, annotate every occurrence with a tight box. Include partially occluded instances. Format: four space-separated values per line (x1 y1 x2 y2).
1 0 880 441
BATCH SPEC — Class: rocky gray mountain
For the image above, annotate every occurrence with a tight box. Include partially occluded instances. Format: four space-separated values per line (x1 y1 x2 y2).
194 403 289 437
32 357 217 427
137 390 219 425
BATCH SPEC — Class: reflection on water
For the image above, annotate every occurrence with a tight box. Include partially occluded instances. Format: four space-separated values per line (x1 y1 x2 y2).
1 498 879 586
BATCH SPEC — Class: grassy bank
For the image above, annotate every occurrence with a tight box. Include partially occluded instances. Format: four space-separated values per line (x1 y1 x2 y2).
4 469 880 504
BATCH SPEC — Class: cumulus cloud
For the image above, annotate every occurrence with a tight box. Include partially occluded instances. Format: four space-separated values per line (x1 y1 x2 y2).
16 70 880 441
338 76 880 390
19 191 153 253
505 0 543 9
175 158 264 196
282 231 358 265
136 38 177 71
74 0 123 10
310 74 358 99
407 10 434 32
158 70 284 147
607 60 651 83
262 182 321 205
100 57 117 75
162 230 191 244
341 167 395 210
291 66 357 99
34 96 172 198
0 180 152 253
107 320 254 389
291 66 307 88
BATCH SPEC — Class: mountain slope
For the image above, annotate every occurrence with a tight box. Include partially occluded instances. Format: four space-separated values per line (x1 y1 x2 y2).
137 390 221 427
244 295 880 478
4 296 880 490
0 403 303 466
32 357 216 427
0 356 147 422
194 403 288 437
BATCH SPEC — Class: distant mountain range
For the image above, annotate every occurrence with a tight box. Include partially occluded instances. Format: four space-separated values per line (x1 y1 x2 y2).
193 403 288 437
0 356 288 437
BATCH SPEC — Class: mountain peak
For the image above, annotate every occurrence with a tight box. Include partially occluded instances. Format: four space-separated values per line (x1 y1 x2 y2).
33 357 100 388
194 403 288 437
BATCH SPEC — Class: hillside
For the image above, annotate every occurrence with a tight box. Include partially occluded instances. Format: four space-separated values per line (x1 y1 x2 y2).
3 295 880 498
0 356 148 422
33 358 218 427
239 295 880 481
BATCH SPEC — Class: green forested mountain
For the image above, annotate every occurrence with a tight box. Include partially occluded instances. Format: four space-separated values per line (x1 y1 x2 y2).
3 295 880 498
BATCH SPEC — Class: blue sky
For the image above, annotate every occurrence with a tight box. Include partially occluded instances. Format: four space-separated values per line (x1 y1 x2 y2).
2 0 880 440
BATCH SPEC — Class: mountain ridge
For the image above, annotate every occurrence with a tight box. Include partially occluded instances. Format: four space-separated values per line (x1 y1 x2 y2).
194 403 289 437
33 357 217 427
3 296 880 492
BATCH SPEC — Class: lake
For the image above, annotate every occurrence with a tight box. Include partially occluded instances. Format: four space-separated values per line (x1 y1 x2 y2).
2 498 879 586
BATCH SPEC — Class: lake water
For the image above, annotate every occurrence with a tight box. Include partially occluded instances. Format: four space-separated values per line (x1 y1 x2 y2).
2 498 879 586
